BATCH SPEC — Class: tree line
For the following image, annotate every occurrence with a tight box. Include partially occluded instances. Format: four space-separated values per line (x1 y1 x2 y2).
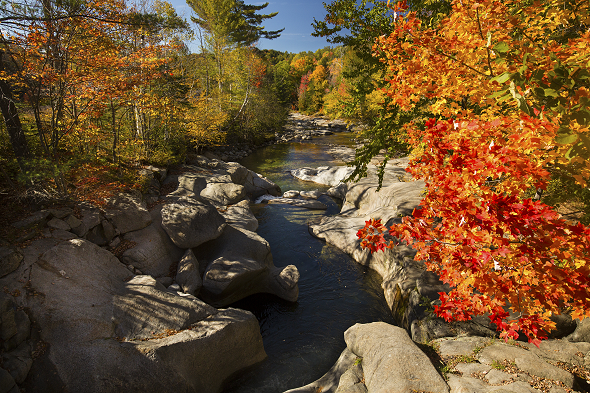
0 0 293 198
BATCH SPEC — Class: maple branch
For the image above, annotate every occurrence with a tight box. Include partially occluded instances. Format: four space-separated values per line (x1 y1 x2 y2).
475 7 495 77
433 47 489 78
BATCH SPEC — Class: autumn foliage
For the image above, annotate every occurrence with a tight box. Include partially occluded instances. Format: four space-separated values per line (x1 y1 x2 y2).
357 0 590 345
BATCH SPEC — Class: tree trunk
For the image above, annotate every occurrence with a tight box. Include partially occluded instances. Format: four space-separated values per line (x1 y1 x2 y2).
0 51 31 169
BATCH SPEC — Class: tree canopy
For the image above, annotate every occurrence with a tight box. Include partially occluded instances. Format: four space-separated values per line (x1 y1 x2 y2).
187 0 283 46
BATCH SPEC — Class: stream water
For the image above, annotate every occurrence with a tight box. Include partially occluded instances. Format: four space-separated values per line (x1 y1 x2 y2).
222 133 396 392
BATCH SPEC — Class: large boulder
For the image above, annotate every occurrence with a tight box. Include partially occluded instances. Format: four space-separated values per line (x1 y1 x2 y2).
0 244 22 278
344 322 449 393
121 205 184 278
177 173 208 194
200 183 246 206
220 200 258 232
113 275 215 340
175 250 202 296
70 205 101 237
290 166 354 187
197 226 299 307
161 197 226 249
27 239 266 393
104 193 152 235
243 171 282 199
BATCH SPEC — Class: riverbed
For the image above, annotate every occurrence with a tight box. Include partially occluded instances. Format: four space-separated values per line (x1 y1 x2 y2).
222 133 395 392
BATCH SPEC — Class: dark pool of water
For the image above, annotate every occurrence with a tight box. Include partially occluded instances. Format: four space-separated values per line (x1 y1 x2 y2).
222 134 395 392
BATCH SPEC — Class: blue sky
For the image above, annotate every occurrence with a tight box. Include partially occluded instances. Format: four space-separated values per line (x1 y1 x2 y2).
167 0 334 53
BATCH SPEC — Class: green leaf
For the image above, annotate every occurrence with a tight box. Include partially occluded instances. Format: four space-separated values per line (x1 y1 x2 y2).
491 72 511 84
572 110 590 126
555 133 579 144
489 89 509 98
493 42 510 53
544 88 559 98
533 87 545 97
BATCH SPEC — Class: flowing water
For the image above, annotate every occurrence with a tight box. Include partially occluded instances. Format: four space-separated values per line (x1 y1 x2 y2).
222 133 395 392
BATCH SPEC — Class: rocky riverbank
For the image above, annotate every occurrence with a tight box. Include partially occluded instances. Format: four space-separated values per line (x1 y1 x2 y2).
285 148 590 393
205 112 354 162
0 155 299 393
1 112 588 393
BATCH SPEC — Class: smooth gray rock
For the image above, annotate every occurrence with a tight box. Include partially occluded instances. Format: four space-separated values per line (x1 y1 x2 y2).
79 206 101 231
243 171 282 198
300 190 321 199
477 343 537 365
85 224 108 246
52 229 78 241
146 165 167 180
27 239 266 393
0 293 16 342
177 173 207 194
448 375 542 393
156 276 173 287
3 309 30 351
113 275 215 340
284 348 358 393
200 182 246 206
199 226 299 307
224 162 250 185
220 200 258 232
344 322 449 393
47 218 70 231
326 183 348 199
49 207 73 219
175 250 202 296
101 220 116 242
489 381 542 393
485 368 514 385
477 342 574 387
11 210 50 229
515 355 574 388
567 318 590 343
310 179 424 277
0 367 17 393
447 375 487 393
121 205 184 278
283 190 300 198
104 193 152 235
0 247 22 278
522 339 590 366
64 214 82 229
131 307 266 393
308 161 499 338
291 166 354 187
336 360 367 393
455 362 492 375
548 387 568 393
161 197 226 249
435 336 490 358
1 341 32 384
164 186 199 203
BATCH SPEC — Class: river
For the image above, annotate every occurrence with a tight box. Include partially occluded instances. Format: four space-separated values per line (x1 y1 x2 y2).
222 132 395 392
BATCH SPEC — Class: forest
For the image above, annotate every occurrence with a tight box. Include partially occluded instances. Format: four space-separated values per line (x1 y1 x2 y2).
1 0 590 343
0 0 388 202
